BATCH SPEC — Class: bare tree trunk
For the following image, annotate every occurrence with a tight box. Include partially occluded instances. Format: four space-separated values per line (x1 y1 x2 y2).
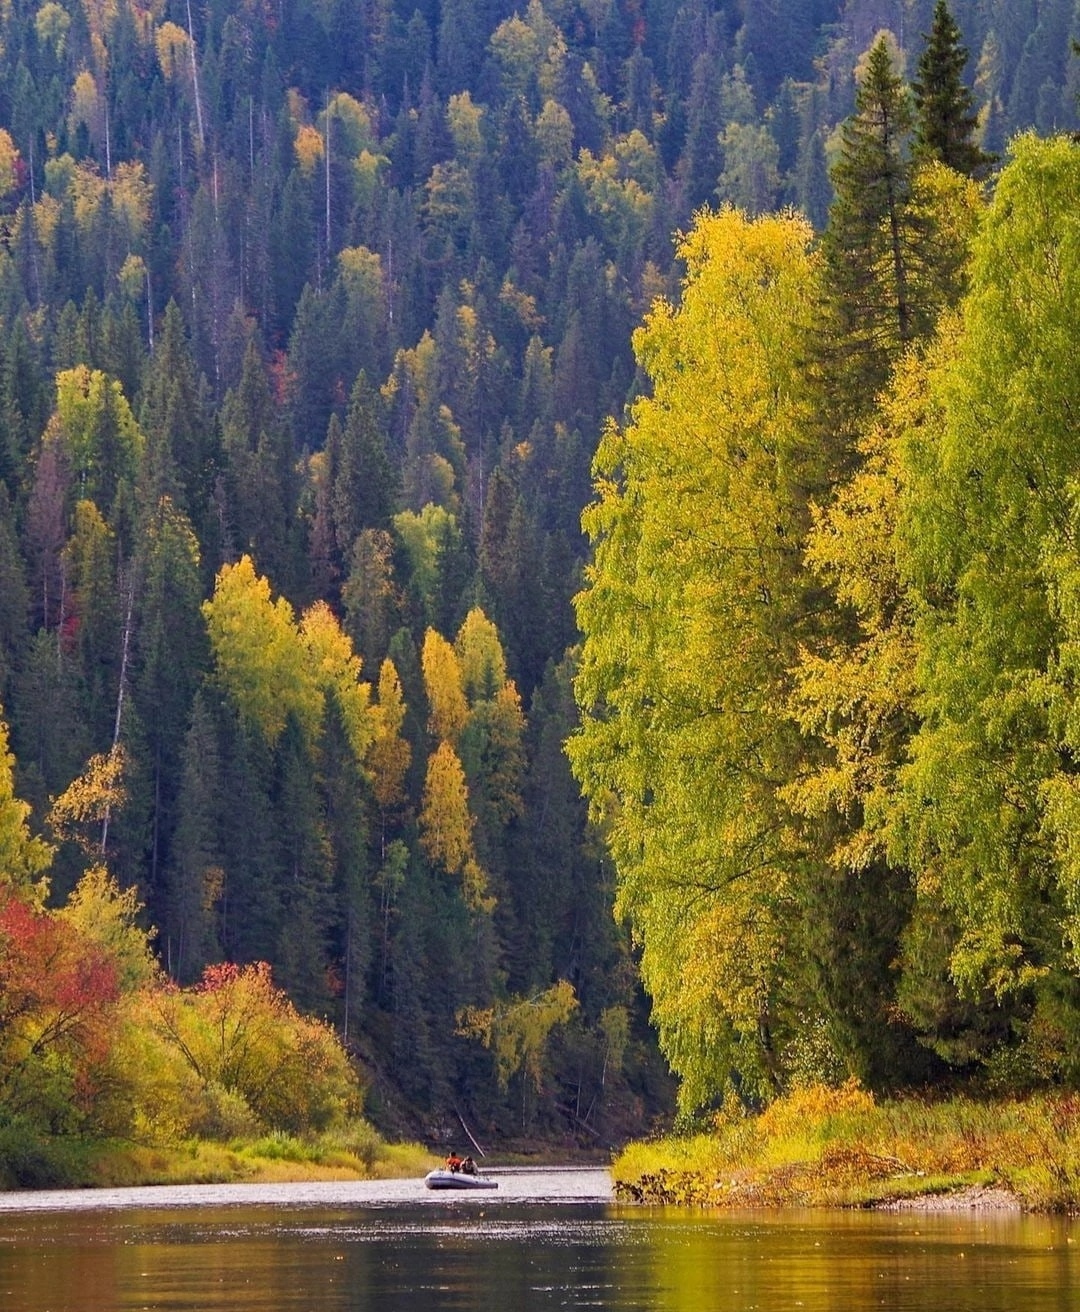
100 575 134 855
185 0 205 150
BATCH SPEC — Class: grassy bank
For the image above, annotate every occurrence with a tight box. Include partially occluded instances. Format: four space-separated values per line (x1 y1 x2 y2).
613 1082 1080 1211
0 1121 436 1191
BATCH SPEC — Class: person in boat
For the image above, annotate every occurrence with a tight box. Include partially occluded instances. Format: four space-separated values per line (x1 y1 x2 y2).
446 1152 464 1172
461 1155 477 1175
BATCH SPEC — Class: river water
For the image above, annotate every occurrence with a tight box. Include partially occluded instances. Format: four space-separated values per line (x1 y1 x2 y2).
1 1167 1077 1311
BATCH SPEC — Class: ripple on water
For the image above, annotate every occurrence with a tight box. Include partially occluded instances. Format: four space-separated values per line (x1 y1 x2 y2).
0 1166 613 1214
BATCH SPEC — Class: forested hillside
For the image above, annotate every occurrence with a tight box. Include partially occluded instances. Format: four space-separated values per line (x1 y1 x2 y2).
0 0 1077 1143
572 20 1080 1116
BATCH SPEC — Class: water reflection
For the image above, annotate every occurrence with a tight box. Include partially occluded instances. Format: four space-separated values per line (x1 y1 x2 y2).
1 1170 1077 1311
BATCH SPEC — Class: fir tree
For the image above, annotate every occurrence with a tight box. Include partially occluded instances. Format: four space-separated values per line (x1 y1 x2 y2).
815 36 917 434
913 1 992 177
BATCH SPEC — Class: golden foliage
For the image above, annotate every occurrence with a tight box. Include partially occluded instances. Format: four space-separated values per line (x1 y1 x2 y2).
154 21 189 79
202 556 320 745
419 740 473 876
140 962 362 1137
454 607 507 702
69 68 100 136
49 748 126 854
59 865 156 991
570 206 822 1110
0 711 54 906
457 980 578 1090
338 245 383 298
294 122 324 177
368 660 411 813
0 128 18 198
299 601 373 761
421 628 468 741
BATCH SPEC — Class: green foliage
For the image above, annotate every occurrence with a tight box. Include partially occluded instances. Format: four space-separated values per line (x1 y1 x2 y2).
0 0 1072 1152
890 136 1080 1004
142 962 363 1138
614 1083 1080 1212
571 207 823 1111
913 1 994 176
815 35 918 424
0 1119 90 1189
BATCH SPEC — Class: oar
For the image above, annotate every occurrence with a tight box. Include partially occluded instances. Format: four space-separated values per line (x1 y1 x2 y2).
455 1107 486 1158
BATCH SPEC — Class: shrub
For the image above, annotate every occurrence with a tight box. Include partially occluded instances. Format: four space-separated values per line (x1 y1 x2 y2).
0 1120 77 1188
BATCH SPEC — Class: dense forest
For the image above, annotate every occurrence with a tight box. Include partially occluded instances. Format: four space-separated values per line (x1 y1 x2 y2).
0 0 1078 1148
572 20 1080 1116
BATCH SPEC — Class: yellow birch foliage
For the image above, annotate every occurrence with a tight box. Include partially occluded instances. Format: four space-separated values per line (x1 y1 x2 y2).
49 747 126 853
454 607 507 702
422 627 468 741
59 865 156 990
0 712 54 906
457 980 578 1090
419 740 473 876
143 962 361 1135
0 128 19 198
202 556 320 746
69 69 100 137
783 343 938 872
206 559 375 758
338 246 384 300
299 601 373 761
154 21 190 79
294 123 324 176
368 659 412 813
569 206 821 1110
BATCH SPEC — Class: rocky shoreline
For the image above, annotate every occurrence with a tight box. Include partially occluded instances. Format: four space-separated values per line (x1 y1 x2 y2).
874 1185 1022 1213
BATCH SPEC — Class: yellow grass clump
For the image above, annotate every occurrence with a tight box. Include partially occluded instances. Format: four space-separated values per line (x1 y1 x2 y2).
612 1084 1080 1211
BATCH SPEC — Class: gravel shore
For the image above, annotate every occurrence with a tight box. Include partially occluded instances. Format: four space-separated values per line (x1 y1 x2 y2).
876 1185 1022 1212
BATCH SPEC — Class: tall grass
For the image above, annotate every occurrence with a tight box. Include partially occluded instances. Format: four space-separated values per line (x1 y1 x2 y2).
612 1082 1080 1210
0 1120 436 1191
89 1124 435 1187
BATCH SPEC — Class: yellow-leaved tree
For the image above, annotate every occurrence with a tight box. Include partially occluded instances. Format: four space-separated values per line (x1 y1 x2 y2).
0 712 54 906
421 627 468 742
457 980 578 1125
569 207 824 1112
420 739 492 911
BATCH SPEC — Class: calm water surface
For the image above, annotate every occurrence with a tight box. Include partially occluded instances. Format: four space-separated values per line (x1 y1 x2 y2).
1 1167 1077 1311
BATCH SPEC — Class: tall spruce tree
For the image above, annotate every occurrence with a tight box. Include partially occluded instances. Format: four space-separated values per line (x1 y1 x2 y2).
817 35 916 423
913 1 992 177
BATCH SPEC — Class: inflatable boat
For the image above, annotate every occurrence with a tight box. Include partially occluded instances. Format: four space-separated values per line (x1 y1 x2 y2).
424 1167 499 1190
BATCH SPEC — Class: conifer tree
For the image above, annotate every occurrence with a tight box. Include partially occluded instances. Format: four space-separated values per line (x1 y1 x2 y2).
165 691 224 982
913 1 992 177
332 371 397 555
132 497 206 905
817 35 916 421
137 303 207 527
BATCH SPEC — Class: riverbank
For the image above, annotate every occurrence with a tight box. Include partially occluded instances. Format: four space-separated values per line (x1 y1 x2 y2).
612 1082 1080 1212
0 1122 436 1191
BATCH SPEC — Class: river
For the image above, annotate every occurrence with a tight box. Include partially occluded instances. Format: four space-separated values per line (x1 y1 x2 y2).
1 1167 1077 1310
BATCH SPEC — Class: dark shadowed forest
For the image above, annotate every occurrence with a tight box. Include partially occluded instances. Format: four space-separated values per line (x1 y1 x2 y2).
0 0 1078 1149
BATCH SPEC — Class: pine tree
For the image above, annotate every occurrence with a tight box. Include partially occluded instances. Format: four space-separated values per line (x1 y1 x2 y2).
132 497 206 910
137 303 209 531
814 36 918 440
332 371 398 556
676 47 726 214
165 691 224 982
913 1 993 177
